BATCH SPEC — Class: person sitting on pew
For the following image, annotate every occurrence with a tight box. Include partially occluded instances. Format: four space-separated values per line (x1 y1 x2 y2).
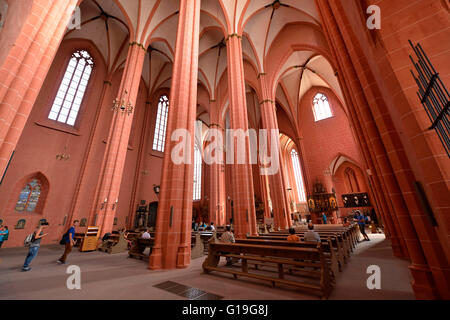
206 222 215 232
121 228 133 249
219 225 235 266
141 228 151 239
198 221 207 230
287 227 300 242
304 223 321 242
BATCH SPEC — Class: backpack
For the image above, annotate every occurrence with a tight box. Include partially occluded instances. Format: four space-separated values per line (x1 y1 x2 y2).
59 230 69 245
24 232 35 247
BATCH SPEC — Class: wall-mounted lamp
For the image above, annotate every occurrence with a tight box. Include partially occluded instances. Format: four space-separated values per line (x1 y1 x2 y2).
153 184 161 196
112 96 134 116
112 199 118 210
101 198 107 210
56 146 70 161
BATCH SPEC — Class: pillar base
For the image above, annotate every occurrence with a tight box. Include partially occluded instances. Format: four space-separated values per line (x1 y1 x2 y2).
390 237 409 260
148 247 163 270
409 265 440 299
176 245 191 269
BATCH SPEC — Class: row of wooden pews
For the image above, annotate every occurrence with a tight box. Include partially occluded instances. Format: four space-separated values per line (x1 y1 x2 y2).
202 224 360 299
126 230 223 261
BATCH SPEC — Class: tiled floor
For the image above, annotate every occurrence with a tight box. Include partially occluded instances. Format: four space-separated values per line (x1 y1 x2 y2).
0 234 415 300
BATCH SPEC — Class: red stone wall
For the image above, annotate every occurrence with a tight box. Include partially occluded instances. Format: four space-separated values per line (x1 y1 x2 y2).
298 86 364 197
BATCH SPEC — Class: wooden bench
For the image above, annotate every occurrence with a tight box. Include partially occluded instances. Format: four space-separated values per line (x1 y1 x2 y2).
264 230 353 260
202 242 333 299
292 224 359 249
98 231 129 254
247 234 347 268
128 238 154 261
279 231 351 263
191 233 204 259
236 238 339 278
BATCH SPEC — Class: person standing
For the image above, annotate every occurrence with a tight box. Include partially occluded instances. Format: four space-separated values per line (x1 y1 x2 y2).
322 213 327 224
22 223 48 271
0 226 8 248
355 211 370 241
57 220 79 264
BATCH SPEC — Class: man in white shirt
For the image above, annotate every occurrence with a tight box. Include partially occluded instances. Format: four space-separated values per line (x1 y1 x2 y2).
141 229 151 239
304 223 320 242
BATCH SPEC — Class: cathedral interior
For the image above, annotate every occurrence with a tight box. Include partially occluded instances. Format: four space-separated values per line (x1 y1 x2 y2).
0 0 449 302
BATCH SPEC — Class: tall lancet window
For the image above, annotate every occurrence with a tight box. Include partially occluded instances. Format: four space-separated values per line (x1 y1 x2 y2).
153 95 169 152
313 93 333 121
193 144 202 201
291 149 307 202
48 50 94 126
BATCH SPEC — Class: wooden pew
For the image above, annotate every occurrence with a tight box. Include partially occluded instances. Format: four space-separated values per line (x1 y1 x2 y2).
265 230 353 260
98 231 129 254
191 233 204 259
128 238 154 261
202 242 333 299
247 234 346 268
235 238 339 278
292 224 359 249
267 231 350 263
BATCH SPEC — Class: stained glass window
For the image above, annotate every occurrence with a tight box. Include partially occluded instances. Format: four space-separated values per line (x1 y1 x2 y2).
48 50 94 126
15 179 41 212
313 93 333 121
153 95 169 152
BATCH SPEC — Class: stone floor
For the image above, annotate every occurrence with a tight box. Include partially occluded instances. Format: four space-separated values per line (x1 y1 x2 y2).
0 233 415 300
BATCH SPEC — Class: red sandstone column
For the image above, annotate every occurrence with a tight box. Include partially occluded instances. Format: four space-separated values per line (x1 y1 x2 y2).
260 161 271 220
208 118 226 226
92 43 146 234
149 0 201 270
259 75 292 229
0 0 78 178
225 34 258 238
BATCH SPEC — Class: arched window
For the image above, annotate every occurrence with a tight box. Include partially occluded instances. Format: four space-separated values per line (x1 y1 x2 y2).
291 149 307 202
345 167 360 193
48 50 94 126
15 178 42 212
193 144 202 201
313 93 333 121
153 95 169 152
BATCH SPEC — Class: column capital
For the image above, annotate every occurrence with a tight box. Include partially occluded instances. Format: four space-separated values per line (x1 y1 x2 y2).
226 33 242 41
129 41 147 51
257 73 267 79
259 99 275 105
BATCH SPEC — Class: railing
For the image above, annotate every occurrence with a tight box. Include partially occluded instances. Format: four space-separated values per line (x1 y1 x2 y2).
409 40 450 158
